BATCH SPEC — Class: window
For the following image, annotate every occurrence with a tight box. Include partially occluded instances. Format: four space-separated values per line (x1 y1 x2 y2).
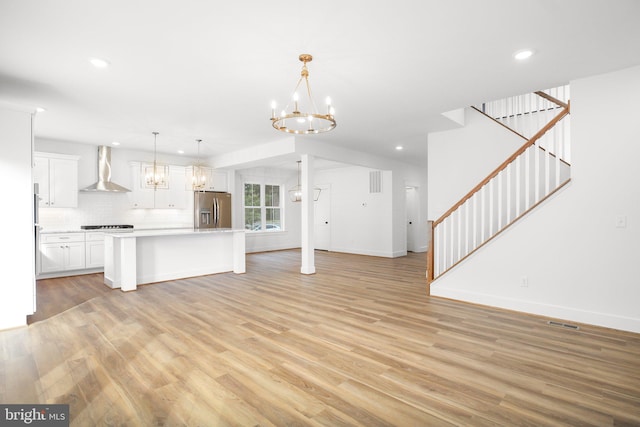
244 183 261 231
244 183 282 231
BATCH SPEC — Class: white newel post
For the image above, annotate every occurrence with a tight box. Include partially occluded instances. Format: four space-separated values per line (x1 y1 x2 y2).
300 154 316 274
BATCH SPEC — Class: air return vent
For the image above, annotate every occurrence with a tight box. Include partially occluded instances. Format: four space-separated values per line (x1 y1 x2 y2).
547 320 579 330
369 170 382 193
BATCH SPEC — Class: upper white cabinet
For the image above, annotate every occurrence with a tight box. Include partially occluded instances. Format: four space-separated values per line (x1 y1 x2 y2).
33 152 79 208
128 162 154 208
211 170 228 192
154 166 187 209
128 162 188 209
185 166 228 192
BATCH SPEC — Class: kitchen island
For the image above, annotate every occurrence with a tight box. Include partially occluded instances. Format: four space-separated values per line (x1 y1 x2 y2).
103 228 245 291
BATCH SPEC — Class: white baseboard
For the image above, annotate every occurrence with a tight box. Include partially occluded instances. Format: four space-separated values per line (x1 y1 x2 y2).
37 267 103 280
330 246 396 258
430 286 640 334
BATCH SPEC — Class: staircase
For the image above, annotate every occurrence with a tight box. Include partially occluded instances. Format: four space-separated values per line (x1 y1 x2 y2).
426 86 571 292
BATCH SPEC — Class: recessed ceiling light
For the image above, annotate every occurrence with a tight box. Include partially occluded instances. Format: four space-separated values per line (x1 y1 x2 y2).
112 141 120 146
177 150 185 154
395 145 404 151
35 107 46 113
89 57 110 68
514 49 534 60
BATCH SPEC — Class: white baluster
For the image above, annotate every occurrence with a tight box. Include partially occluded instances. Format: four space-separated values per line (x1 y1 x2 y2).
489 179 494 236
553 122 560 190
544 133 551 195
515 155 521 217
471 192 478 249
524 147 530 210
497 170 503 229
506 162 512 224
464 201 469 257
533 138 542 203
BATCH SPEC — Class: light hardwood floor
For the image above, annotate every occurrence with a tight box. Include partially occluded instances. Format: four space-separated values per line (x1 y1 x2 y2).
2 250 640 426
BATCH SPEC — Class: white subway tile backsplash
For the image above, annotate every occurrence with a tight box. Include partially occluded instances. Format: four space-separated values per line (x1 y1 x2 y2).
39 192 193 230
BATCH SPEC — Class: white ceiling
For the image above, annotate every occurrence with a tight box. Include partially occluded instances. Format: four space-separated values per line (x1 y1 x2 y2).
1 0 640 167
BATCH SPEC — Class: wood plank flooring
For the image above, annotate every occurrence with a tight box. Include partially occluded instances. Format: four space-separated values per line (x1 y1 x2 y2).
2 249 640 426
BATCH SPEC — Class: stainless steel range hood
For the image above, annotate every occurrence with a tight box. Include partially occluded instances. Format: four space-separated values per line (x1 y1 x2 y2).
81 146 131 192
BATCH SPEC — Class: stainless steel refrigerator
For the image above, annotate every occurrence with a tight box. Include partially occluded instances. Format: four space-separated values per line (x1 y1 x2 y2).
194 191 232 229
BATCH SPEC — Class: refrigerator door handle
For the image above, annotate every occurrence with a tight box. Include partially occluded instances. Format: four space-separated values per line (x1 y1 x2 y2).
216 198 220 227
211 200 215 228
213 198 218 228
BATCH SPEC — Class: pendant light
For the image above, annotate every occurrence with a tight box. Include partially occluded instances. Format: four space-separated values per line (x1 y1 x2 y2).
142 131 169 189
191 139 207 191
288 160 321 202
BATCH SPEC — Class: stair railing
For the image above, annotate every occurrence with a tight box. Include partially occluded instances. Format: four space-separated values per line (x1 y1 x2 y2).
427 89 570 292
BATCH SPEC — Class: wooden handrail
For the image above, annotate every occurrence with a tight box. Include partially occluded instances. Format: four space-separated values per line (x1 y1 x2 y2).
433 105 570 227
534 91 569 109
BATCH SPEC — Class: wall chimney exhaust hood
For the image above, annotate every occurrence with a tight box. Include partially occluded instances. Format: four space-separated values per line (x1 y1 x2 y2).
81 146 131 192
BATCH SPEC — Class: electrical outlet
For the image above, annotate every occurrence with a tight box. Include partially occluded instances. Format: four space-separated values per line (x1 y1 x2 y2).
520 276 529 287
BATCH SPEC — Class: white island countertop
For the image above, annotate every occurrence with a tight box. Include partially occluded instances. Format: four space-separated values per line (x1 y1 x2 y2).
104 228 245 291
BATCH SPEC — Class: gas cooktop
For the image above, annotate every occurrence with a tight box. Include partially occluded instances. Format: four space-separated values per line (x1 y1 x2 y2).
80 224 134 230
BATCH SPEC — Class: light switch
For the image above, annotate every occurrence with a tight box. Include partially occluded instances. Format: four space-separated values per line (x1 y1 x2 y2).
615 215 627 228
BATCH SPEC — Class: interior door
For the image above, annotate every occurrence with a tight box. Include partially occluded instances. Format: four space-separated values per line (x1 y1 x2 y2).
406 187 417 252
314 184 330 250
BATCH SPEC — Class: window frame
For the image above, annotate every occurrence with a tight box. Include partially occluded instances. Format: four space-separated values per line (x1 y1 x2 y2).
243 181 284 232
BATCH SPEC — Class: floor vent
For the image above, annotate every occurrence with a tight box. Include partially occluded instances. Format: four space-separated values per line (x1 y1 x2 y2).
547 320 579 330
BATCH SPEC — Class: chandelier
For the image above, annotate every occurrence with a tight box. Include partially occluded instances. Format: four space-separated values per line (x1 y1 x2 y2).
191 139 207 191
289 160 321 202
143 131 169 189
271 54 336 135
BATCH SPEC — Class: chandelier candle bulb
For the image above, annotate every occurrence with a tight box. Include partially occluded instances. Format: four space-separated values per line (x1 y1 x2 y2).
293 92 299 114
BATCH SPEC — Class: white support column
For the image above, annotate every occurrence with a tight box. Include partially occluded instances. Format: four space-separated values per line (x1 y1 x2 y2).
300 154 316 274
119 236 137 292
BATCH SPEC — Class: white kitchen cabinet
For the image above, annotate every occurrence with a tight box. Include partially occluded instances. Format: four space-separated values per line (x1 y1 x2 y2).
128 162 154 208
33 152 80 208
39 233 85 273
85 232 105 268
130 162 188 209
155 165 187 208
210 170 228 192
185 166 228 192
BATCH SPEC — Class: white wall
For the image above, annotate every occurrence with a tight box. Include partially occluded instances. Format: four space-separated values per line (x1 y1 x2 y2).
430 65 640 333
314 166 396 257
297 140 429 256
0 106 34 329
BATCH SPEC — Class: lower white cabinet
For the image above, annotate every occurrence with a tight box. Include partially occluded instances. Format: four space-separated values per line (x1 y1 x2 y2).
40 233 86 273
85 232 105 268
